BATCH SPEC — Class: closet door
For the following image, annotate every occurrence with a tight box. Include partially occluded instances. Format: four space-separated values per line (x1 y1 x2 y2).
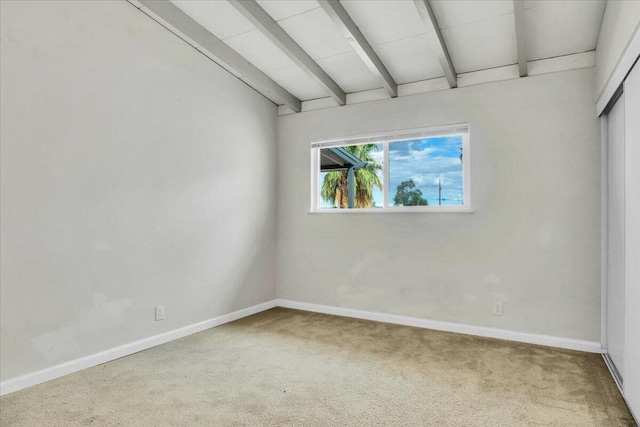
623 62 639 419
606 91 625 381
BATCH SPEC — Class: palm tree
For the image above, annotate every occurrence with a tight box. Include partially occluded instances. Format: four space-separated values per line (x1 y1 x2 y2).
321 144 382 208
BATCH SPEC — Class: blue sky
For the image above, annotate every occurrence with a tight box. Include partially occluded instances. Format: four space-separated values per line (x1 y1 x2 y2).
319 135 463 208
388 135 463 206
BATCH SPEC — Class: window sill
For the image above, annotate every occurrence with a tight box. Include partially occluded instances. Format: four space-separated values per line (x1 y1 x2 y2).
308 207 475 214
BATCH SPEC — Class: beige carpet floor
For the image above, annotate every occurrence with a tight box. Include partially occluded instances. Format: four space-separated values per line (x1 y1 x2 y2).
1 308 635 426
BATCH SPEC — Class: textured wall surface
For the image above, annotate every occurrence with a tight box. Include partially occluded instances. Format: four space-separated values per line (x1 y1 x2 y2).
277 69 601 342
595 0 640 98
0 0 278 382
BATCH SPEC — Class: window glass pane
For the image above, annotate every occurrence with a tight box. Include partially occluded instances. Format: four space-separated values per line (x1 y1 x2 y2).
389 135 464 206
318 143 384 209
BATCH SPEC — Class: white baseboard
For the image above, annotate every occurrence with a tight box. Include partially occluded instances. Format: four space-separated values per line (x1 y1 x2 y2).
0 300 277 396
1 298 603 397
276 299 603 354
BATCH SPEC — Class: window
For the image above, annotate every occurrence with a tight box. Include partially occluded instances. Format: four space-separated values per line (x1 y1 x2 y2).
310 124 470 213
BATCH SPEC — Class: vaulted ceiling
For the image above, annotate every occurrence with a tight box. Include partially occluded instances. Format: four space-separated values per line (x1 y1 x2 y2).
130 0 606 113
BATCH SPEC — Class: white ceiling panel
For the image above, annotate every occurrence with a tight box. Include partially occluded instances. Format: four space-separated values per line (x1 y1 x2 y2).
526 0 606 61
266 65 327 100
256 0 320 22
373 34 444 84
171 0 254 40
277 7 353 60
430 0 513 29
316 52 381 93
224 29 296 72
166 0 607 107
441 13 517 73
340 0 427 46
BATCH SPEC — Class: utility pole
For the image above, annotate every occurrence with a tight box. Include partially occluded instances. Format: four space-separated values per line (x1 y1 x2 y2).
438 179 442 206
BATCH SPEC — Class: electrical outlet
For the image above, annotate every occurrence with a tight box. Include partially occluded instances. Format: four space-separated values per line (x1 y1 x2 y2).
155 305 165 321
493 300 503 316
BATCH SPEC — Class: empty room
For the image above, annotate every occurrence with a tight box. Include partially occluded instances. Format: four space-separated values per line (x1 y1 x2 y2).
1 0 639 425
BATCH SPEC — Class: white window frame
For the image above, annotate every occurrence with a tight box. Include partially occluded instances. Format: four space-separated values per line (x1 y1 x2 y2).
310 123 472 214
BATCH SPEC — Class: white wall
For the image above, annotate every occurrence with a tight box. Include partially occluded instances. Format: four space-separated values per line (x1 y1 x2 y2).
0 0 277 383
277 68 601 342
595 0 640 98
